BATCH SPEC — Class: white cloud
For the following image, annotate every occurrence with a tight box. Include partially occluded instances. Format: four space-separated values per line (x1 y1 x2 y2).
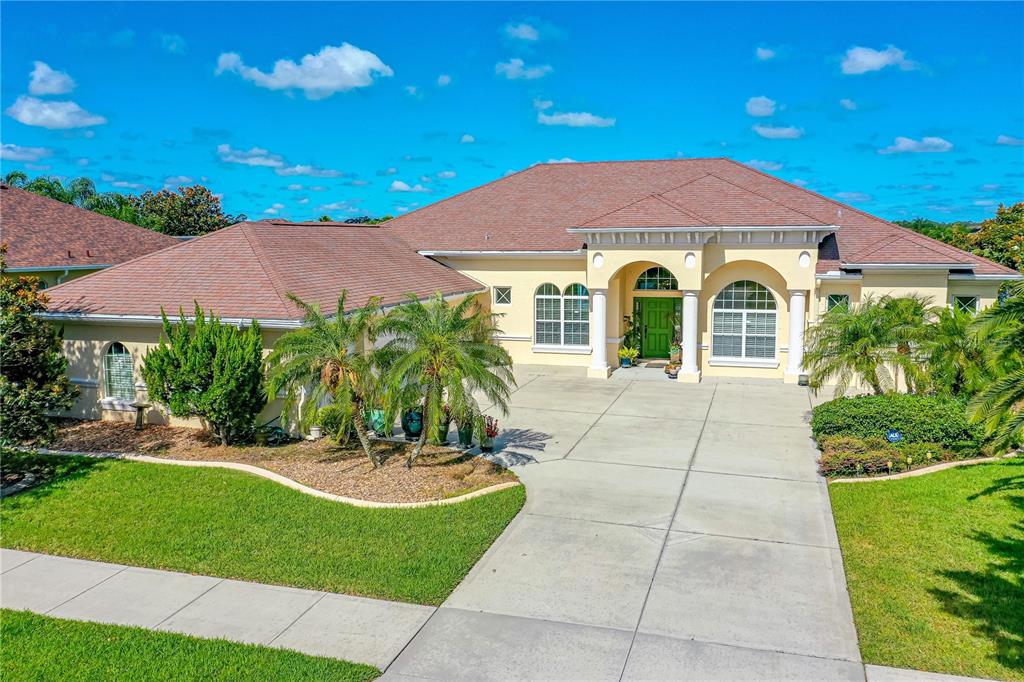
745 159 783 171
839 98 858 110
287 183 303 190
505 21 539 41
158 33 187 54
840 45 916 75
163 175 193 185
974 199 996 207
5 95 106 129
215 43 393 100
101 173 145 190
791 178 809 187
460 134 475 144
0 143 52 162
388 180 431 193
996 134 1023 146
216 144 340 176
495 58 551 80
377 167 399 176
979 183 1001 192
275 164 342 178
752 123 803 139
297 197 309 205
538 110 615 128
533 98 553 111
835 191 872 203
217 143 285 168
263 202 285 215
547 157 577 163
437 170 456 179
437 74 451 87
28 61 75 95
755 46 776 61
404 85 419 96
878 136 953 154
77 158 90 166
745 96 776 117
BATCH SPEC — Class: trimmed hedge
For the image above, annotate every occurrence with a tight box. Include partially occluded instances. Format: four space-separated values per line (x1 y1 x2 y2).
810 394 981 448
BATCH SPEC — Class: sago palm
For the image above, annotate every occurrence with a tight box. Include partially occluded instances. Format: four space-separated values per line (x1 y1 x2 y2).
880 294 933 392
378 293 515 467
266 290 384 467
969 281 1024 449
804 296 898 396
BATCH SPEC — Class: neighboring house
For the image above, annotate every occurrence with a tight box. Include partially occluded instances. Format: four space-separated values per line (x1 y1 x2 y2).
42 158 1021 424
0 183 179 287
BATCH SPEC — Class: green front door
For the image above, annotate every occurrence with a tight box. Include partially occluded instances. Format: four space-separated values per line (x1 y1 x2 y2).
639 297 674 358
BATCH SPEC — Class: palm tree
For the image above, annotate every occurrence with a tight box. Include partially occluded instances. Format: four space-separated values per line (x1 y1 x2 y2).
925 307 997 397
378 293 515 467
86 192 156 228
23 175 97 207
880 294 934 393
969 281 1024 449
3 170 28 188
804 296 899 396
266 290 384 468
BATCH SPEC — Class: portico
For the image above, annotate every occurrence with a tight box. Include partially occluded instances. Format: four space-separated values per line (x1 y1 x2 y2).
576 224 835 384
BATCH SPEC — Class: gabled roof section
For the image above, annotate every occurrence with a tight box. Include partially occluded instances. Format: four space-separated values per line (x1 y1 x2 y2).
1 184 179 269
659 173 827 226
385 157 1018 277
44 221 485 322
577 194 709 228
845 233 974 266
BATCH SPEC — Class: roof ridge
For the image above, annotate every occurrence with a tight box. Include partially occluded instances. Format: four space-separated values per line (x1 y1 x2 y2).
238 224 298 317
844 234 905 262
44 220 246 295
650 192 715 226
702 169 828 225
717 158 1017 273
577 192 705 227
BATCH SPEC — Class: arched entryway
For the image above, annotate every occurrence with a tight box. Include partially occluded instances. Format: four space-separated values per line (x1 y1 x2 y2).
631 266 681 359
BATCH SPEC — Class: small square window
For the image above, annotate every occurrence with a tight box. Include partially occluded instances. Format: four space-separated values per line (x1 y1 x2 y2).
494 286 512 305
826 294 850 312
953 296 978 314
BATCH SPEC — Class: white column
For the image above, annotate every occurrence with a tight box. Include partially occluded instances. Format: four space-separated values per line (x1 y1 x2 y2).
786 289 808 379
588 288 609 377
679 290 701 382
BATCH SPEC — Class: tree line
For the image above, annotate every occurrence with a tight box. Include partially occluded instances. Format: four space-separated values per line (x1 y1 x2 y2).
896 202 1024 274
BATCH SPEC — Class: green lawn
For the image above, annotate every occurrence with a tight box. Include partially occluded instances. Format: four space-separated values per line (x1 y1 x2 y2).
0 451 524 605
1 609 379 681
830 458 1023 681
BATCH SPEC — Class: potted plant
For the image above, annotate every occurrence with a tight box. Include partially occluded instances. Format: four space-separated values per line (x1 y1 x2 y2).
669 314 682 363
457 417 475 449
400 406 423 441
618 346 640 368
432 404 453 445
664 362 680 380
366 407 389 437
476 414 499 453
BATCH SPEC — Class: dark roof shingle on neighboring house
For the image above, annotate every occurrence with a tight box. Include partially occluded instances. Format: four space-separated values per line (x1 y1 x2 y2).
384 158 1018 276
43 221 486 323
0 184 179 270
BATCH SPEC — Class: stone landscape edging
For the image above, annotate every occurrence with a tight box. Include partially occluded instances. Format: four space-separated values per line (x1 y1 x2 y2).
829 453 1017 484
32 448 521 508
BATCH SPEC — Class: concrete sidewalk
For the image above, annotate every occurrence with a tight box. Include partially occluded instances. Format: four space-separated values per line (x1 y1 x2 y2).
0 548 432 670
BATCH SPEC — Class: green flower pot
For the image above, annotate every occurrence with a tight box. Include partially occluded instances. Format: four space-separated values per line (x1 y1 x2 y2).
366 409 388 437
432 419 452 445
401 409 423 441
457 422 474 449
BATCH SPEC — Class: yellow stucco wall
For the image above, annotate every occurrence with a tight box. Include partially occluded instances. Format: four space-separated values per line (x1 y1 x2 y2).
60 322 287 427
6 267 99 289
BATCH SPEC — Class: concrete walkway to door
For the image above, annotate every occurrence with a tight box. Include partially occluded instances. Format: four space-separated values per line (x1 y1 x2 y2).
386 367 864 680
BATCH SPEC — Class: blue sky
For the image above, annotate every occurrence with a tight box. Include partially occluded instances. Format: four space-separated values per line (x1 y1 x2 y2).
2 1 1022 222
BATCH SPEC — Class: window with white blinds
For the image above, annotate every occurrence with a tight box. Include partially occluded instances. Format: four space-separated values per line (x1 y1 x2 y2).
104 342 136 401
535 283 590 346
711 281 777 360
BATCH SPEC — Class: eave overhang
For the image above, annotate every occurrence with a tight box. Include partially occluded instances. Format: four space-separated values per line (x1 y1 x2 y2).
566 224 839 246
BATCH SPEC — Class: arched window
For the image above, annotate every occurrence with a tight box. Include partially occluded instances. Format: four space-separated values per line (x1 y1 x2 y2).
635 266 678 291
534 283 590 347
712 281 777 360
104 343 136 401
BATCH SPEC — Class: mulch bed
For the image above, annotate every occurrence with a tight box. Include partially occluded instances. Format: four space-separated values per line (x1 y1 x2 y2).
46 420 517 504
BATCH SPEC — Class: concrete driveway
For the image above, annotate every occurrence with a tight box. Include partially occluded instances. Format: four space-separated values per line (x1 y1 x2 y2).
386 367 862 681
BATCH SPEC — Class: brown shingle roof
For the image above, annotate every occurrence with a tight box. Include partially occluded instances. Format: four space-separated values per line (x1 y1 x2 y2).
44 221 485 322
385 158 1017 276
0 184 179 269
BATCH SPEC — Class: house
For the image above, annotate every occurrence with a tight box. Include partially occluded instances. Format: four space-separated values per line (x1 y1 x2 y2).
0 183 179 287
41 158 1021 424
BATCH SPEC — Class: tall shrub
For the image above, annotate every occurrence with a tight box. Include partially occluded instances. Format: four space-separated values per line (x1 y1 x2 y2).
142 305 265 445
810 394 981 448
0 248 79 446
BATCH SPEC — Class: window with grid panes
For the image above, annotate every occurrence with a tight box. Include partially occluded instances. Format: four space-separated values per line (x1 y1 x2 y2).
711 280 777 360
104 343 136 400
